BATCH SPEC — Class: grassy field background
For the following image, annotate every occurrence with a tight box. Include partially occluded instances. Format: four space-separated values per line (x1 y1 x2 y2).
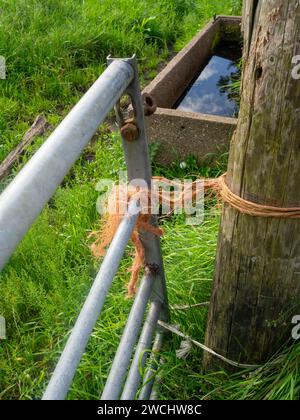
0 0 299 400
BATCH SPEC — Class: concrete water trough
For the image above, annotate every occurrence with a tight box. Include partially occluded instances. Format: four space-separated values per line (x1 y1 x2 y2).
143 15 242 166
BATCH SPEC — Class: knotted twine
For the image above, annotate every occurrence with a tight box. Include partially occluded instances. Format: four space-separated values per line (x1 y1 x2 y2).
90 173 300 297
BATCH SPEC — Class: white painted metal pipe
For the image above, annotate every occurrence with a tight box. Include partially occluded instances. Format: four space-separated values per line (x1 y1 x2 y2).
0 59 133 270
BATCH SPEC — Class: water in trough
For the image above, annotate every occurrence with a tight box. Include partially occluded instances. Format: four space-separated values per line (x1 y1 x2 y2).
176 47 241 118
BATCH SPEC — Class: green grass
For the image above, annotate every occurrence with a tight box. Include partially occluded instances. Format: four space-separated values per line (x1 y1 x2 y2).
0 0 241 164
191 343 300 400
2 0 299 402
0 133 222 400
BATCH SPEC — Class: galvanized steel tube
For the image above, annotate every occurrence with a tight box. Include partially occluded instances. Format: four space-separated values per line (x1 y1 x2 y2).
100 273 155 400
138 332 164 400
121 300 161 400
0 59 133 270
42 200 140 400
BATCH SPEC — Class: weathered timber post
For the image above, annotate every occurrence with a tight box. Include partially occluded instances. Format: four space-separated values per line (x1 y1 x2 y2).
204 0 300 369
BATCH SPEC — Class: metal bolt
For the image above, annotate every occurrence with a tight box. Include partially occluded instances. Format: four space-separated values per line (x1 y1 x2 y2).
120 121 139 141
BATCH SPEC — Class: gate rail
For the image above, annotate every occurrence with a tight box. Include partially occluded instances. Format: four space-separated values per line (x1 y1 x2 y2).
0 56 168 400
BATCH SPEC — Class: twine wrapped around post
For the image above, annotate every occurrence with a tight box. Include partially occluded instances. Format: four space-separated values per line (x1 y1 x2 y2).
90 174 300 297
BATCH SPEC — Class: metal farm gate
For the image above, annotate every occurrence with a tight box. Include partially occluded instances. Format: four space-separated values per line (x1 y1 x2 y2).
0 56 169 400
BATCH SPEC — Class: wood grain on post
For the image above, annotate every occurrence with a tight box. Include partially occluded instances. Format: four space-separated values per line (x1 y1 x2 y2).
204 0 300 369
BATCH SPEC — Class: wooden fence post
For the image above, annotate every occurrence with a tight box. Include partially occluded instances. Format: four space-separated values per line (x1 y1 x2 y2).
204 0 300 369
